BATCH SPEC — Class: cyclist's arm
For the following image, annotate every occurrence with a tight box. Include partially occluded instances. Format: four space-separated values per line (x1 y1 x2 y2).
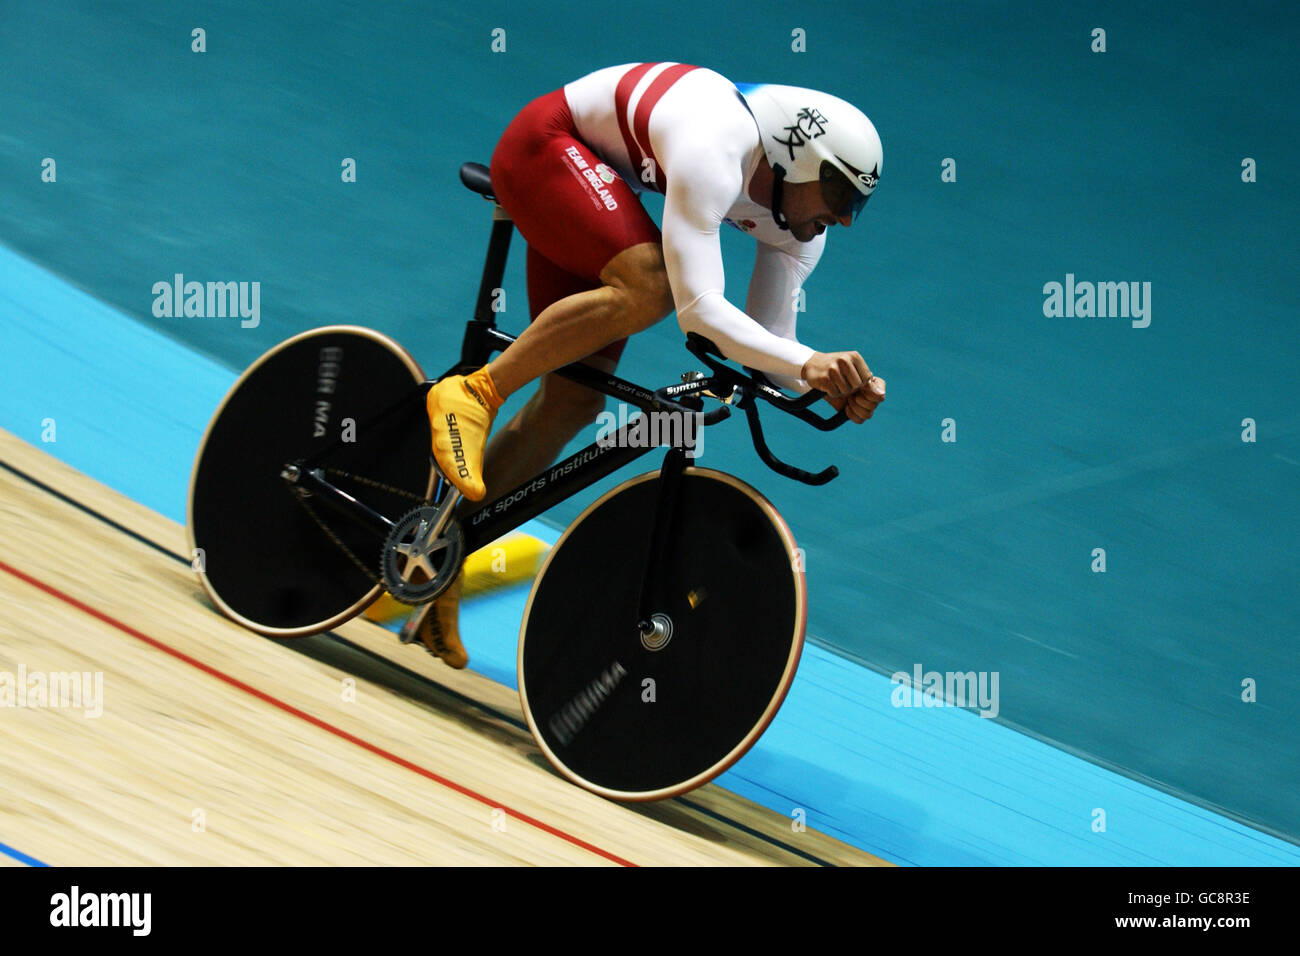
661 150 816 384
746 235 883 416
742 237 825 393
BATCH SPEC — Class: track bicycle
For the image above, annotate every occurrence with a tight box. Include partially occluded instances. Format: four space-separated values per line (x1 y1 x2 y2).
187 162 849 801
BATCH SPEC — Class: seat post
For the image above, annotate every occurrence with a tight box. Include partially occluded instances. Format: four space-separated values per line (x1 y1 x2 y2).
472 206 514 326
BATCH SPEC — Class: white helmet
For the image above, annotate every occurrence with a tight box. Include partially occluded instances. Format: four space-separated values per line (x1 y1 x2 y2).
736 83 882 224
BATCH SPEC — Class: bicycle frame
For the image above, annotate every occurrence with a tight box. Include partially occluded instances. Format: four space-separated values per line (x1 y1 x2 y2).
289 342 696 557
289 196 713 576
288 166 846 625
446 325 709 555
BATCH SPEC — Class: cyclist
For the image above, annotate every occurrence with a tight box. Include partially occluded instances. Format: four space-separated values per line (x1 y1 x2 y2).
412 63 887 667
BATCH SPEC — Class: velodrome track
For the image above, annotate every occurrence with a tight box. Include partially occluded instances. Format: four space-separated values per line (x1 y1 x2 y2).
2 253 1297 867
0 428 882 866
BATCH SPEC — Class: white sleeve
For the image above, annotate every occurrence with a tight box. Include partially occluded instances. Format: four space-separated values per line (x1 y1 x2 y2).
742 236 824 393
661 153 816 383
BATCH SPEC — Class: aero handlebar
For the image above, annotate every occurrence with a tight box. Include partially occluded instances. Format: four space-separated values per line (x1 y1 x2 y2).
652 333 851 486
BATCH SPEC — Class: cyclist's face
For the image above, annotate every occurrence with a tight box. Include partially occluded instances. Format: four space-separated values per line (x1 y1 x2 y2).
783 181 852 242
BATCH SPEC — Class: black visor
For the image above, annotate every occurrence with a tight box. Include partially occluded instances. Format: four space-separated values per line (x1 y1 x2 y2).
820 159 873 220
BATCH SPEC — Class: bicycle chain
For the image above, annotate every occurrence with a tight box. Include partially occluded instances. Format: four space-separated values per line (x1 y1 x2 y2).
321 466 431 504
288 467 434 588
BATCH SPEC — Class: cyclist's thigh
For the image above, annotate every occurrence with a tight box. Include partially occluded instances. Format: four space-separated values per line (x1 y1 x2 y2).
490 88 659 283
526 245 627 367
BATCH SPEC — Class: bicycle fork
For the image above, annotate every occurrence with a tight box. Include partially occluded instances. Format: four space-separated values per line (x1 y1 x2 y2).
635 447 689 650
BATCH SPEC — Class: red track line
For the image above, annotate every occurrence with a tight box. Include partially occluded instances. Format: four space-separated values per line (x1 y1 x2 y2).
0 558 637 867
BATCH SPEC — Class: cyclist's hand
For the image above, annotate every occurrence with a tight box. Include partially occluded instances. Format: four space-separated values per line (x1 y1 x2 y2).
825 377 886 423
802 351 886 421
801 351 873 397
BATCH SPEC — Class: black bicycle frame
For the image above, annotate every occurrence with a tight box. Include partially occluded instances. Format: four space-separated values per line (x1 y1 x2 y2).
290 340 702 557
289 162 843 630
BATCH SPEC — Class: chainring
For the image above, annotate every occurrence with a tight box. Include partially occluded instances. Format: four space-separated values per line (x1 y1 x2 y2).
380 505 464 604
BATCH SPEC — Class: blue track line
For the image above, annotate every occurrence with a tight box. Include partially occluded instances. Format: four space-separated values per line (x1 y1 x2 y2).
0 840 48 867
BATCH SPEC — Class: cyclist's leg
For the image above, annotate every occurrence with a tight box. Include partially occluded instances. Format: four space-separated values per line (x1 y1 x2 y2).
480 247 630 494
418 251 633 669
487 241 671 398
427 88 672 501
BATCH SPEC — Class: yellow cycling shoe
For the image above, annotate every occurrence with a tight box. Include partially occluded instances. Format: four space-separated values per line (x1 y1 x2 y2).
426 366 503 501
400 576 467 669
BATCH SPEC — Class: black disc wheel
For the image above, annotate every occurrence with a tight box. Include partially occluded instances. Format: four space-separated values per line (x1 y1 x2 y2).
187 326 432 635
518 467 806 801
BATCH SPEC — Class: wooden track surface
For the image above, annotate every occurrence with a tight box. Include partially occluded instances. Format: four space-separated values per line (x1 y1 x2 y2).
0 429 887 866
